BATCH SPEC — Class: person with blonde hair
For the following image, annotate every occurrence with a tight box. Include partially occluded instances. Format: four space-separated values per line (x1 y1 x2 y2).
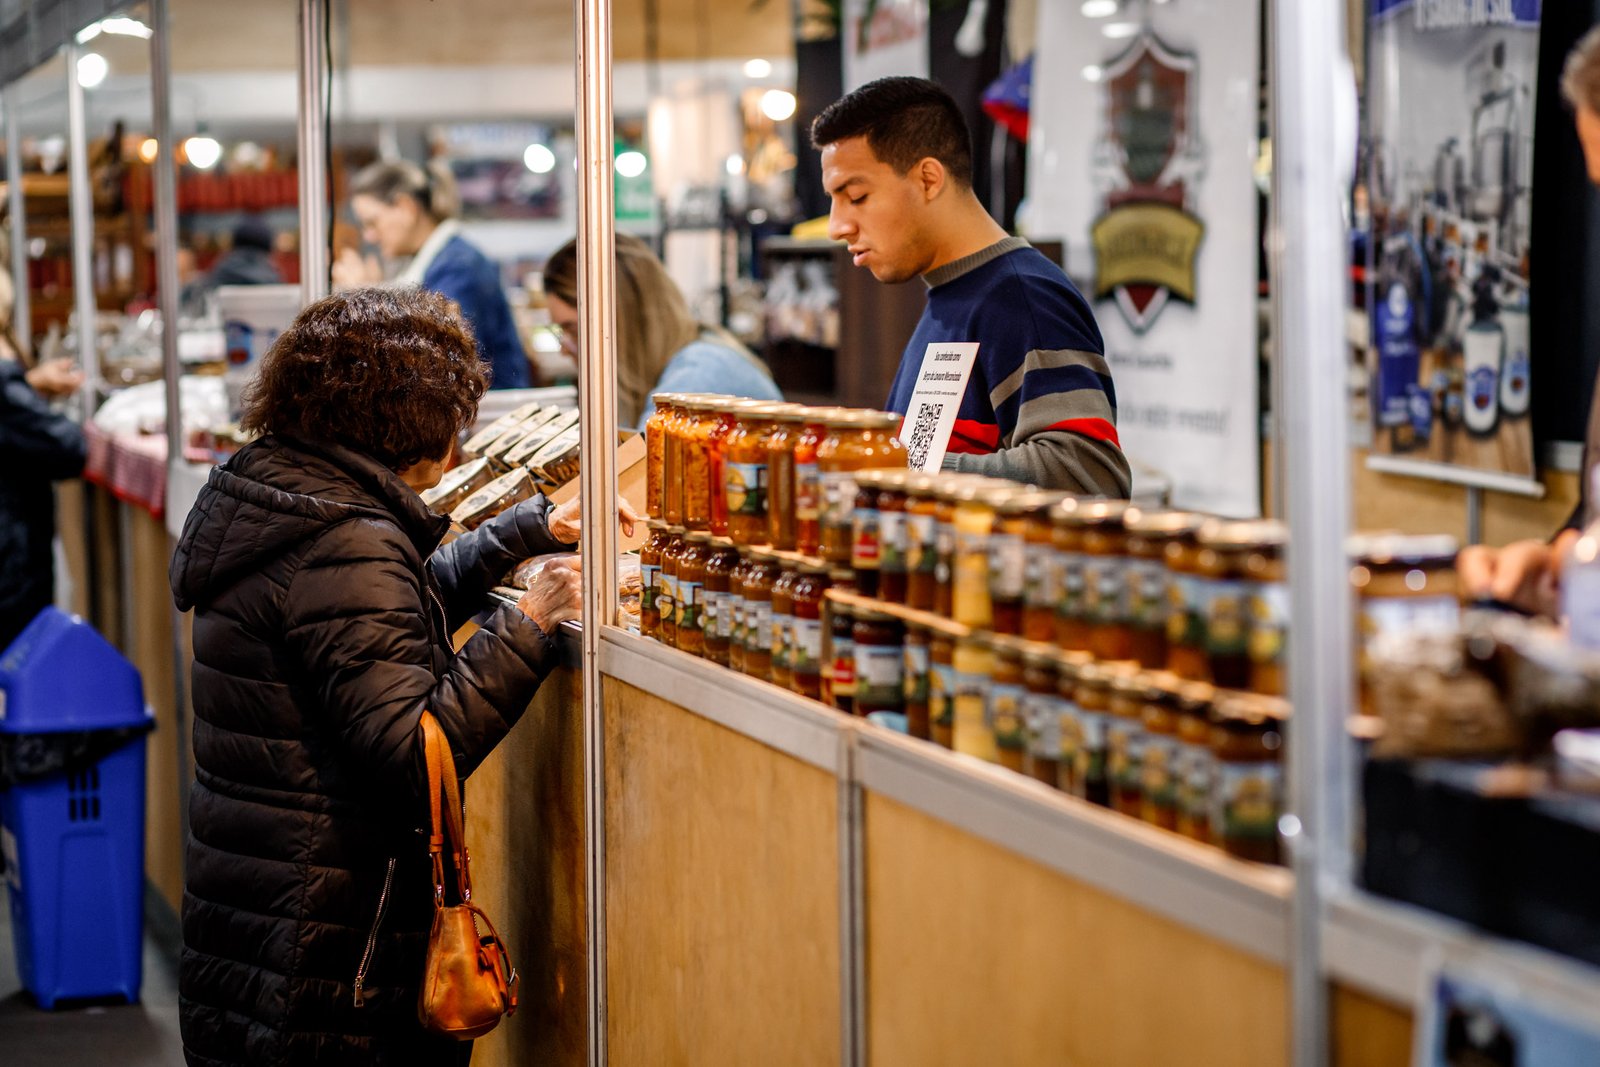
542 234 782 428
334 159 530 389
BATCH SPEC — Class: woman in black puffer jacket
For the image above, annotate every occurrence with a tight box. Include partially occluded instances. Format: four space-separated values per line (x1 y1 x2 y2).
169 287 582 1066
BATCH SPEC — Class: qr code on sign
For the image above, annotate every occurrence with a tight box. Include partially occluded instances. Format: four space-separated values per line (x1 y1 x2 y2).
906 403 943 469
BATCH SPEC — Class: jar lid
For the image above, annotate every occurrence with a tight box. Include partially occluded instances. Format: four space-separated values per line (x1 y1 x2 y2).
877 469 912 489
987 633 1029 657
666 525 687 536
801 559 831 574
680 394 739 411
1346 532 1459 565
904 472 942 497
825 408 904 430
1213 692 1291 726
1059 498 1133 527
768 405 810 423
738 402 804 420
686 531 712 544
954 480 1027 508
748 546 779 562
1175 680 1218 715
931 474 995 502
828 568 854 583
999 489 1071 516
1110 670 1164 702
854 607 901 624
801 406 855 425
1020 641 1061 668
1123 507 1206 537
1198 518 1289 550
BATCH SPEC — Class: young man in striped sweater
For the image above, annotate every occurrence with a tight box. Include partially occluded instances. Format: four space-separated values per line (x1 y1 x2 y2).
812 76 1131 497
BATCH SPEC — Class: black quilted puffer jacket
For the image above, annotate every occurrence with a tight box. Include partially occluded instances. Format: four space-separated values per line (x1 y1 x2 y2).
169 433 569 1066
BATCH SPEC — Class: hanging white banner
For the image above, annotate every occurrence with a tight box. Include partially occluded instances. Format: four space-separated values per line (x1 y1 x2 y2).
1027 0 1262 517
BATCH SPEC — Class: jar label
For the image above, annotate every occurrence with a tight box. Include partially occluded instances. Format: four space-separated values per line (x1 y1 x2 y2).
1106 719 1145 790
1167 573 1205 647
746 601 772 651
1058 700 1084 764
903 642 931 702
1142 734 1179 807
641 562 661 614
880 511 909 573
831 636 857 695
930 662 956 727
852 508 882 568
726 461 769 517
907 513 938 575
856 644 905 706
676 580 702 633
954 529 992 618
954 671 996 760
1024 692 1063 757
1177 742 1214 823
935 521 957 586
1073 710 1109 795
729 595 746 647
795 462 822 521
1125 558 1167 629
793 617 824 673
1213 761 1282 842
772 613 794 670
1083 556 1128 623
988 532 1026 600
820 471 858 532
657 573 678 626
704 590 731 640
1025 544 1062 610
1058 551 1089 617
1248 581 1289 666
989 682 1027 750
1199 578 1250 655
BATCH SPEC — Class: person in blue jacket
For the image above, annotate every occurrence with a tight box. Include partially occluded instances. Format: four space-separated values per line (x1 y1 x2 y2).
334 160 531 389
542 234 782 429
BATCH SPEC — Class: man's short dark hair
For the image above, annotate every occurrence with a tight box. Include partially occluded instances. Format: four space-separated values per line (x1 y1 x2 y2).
241 287 487 471
810 76 974 188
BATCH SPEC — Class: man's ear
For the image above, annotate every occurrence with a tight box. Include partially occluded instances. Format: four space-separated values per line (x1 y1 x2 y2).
916 156 947 202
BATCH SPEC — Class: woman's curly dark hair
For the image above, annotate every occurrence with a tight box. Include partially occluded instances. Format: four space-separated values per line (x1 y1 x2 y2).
240 287 488 471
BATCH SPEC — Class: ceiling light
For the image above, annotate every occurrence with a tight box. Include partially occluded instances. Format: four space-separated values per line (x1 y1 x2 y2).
1081 65 1105 83
743 58 773 79
1081 0 1119 17
615 151 648 178
75 52 108 89
183 135 222 170
1102 21 1140 39
138 137 159 164
726 154 745 176
760 89 798 122
524 143 556 174
77 16 152 43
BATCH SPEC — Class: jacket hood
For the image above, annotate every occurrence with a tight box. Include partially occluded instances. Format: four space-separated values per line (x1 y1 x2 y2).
170 434 449 611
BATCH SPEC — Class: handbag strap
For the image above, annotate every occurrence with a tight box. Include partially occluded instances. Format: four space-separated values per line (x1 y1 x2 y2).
420 711 474 905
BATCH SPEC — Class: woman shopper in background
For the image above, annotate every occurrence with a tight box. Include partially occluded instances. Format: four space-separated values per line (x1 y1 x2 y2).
170 287 579 1065
333 159 531 390
542 233 783 428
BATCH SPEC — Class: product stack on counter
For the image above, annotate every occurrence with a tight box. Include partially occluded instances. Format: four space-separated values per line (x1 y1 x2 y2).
637 392 1469 869
421 401 583 530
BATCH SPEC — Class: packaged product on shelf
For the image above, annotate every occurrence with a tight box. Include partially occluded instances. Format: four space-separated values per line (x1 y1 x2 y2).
1071 661 1121 806
724 405 786 544
1052 650 1093 794
793 409 839 555
770 559 801 691
1165 522 1213 682
903 623 933 739
709 401 759 536
639 521 669 639
658 527 688 648
461 401 548 459
1348 533 1461 715
741 549 780 680
1016 492 1070 642
765 408 808 550
676 533 711 657
1139 675 1185 831
728 551 757 673
851 470 886 597
645 392 677 518
1021 642 1064 785
1077 500 1135 662
991 493 1058 636
420 457 495 515
929 628 958 749
703 541 741 666
485 408 564 469
680 397 724 532
503 408 581 469
525 430 581 489
953 482 1019 630
1175 682 1218 843
450 467 535 530
989 635 1029 774
827 595 857 713
1122 508 1204 670
1210 693 1288 865
1051 499 1092 652
876 472 911 604
904 474 942 611
661 396 701 526
952 635 997 762
853 609 906 716
931 478 969 617
1107 670 1154 818
1195 520 1287 692
817 410 909 566
790 563 831 699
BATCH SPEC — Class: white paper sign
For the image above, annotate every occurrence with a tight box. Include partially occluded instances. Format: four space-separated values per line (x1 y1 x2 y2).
842 0 929 92
902 341 979 472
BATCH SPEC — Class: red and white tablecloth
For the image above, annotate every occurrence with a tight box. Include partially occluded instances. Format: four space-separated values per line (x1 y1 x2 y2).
83 423 170 519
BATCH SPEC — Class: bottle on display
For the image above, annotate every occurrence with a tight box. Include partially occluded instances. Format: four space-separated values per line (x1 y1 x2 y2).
1462 269 1503 438
1498 291 1530 420
1373 235 1425 441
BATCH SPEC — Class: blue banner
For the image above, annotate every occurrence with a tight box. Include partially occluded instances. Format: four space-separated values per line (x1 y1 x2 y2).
1370 0 1540 28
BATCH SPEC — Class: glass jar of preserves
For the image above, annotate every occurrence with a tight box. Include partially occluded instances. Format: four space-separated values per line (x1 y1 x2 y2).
1348 533 1461 716
765 407 809 551
1053 650 1092 794
790 563 831 700
770 559 802 691
1051 498 1092 652
952 636 996 762
794 409 844 556
662 396 698 527
1023 494 1071 642
675 533 711 657
877 471 912 604
1165 524 1211 681
724 406 784 546
680 397 723 532
954 483 1017 630
1175 682 1217 843
903 624 932 739
854 610 905 716
991 491 1062 636
851 470 886 597
818 410 909 566
1071 661 1123 806
703 541 741 666
708 401 758 537
929 629 958 749
932 477 983 617
1192 520 1280 691
639 520 670 640
1210 694 1288 865
1078 500 1135 661
727 550 756 674
658 527 688 648
1021 643 1063 786
740 549 780 681
826 594 856 714
1107 670 1155 817
1123 509 1203 670
903 474 942 611
645 393 678 519
1138 673 1185 831
989 635 1029 773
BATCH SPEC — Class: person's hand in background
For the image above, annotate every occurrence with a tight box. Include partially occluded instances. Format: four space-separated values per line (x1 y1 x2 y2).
516 554 583 633
1457 530 1576 619
547 494 640 544
24 358 84 399
331 248 383 290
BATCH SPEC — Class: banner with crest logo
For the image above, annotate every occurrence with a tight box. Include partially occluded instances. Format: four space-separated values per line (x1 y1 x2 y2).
1028 0 1261 517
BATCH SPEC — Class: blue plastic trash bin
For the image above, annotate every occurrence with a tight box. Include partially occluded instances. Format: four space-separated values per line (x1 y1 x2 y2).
0 607 150 1008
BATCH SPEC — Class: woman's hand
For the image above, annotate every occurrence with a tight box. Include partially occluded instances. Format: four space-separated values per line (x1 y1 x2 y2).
331 248 383 290
547 495 640 544
515 555 583 633
25 358 85 399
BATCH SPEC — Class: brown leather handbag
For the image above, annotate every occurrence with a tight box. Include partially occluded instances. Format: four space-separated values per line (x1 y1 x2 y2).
418 712 519 1039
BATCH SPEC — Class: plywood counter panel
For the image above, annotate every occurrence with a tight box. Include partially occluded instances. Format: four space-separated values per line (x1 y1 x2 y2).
864 792 1288 1067
602 678 843 1066
1331 985 1414 1067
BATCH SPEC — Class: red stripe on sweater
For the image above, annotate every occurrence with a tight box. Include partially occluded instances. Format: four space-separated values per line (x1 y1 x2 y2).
948 418 1002 454
1045 416 1121 448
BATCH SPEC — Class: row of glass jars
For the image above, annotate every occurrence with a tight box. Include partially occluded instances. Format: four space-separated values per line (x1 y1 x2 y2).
644 393 908 555
819 600 1287 865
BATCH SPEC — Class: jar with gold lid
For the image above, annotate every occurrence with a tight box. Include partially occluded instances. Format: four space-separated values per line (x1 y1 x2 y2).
876 470 912 604
988 635 1030 773
1165 523 1212 682
679 397 726 532
724 404 790 545
851 469 886 597
825 590 856 713
1022 493 1072 642
817 409 909 566
645 392 681 520
658 527 688 648
853 609 905 717
1077 500 1135 662
992 491 1064 637
1020 642 1063 785
639 520 670 640
1070 660 1122 806
661 395 703 527
1123 508 1203 670
1195 519 1287 692
674 532 712 657
1051 498 1092 652
903 623 932 739
769 558 802 691
953 482 1022 630
740 549 781 681
952 635 996 762
1137 672 1185 831
1210 693 1288 865
764 406 810 551
703 541 741 666
929 628 958 749
903 473 942 611
1052 650 1092 794
790 563 831 700
794 408 847 556
1107 669 1156 818
708 400 762 537
1174 681 1218 843
1348 533 1460 716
